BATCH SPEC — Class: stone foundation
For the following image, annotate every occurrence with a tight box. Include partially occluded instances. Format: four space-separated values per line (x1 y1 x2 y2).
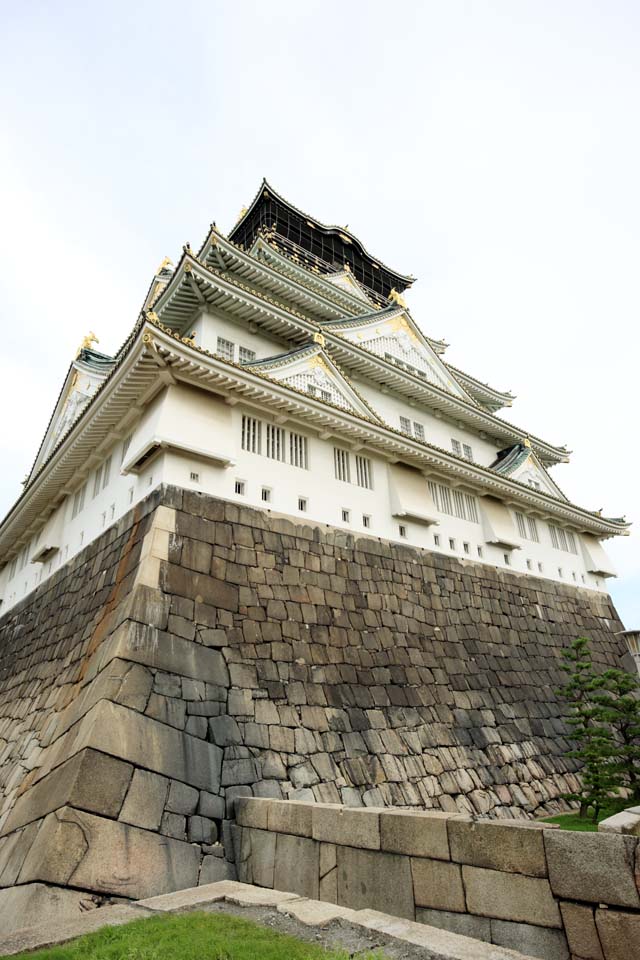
0 485 627 931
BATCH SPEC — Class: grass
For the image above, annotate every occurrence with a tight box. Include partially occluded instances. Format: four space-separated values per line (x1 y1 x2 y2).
542 799 629 832
7 912 388 960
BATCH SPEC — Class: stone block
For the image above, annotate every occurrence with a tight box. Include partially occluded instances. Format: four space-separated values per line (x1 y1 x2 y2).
166 781 199 815
245 828 276 888
199 791 225 819
0 882 98 937
3 749 133 836
490 919 569 960
209 716 242 747
336 846 414 919
119 769 168 831
236 797 271 829
35 701 223 793
598 810 640 836
277 897 357 927
225 786 253 817
0 821 40 887
380 809 452 861
161 812 186 840
18 807 199 899
268 800 313 837
448 818 547 877
559 902 603 960
411 857 465 912
462 865 561 928
274 833 320 899
188 815 215 843
415 907 491 941
199 857 237 884
545 830 640 908
312 805 381 849
595 907 640 960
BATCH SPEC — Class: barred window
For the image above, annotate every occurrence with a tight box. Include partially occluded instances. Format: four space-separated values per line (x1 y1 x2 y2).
413 422 425 441
549 523 578 554
527 516 539 542
102 455 112 489
334 447 351 483
239 347 256 363
462 443 473 462
307 384 331 402
241 416 261 454
266 424 285 461
93 465 103 499
515 512 527 538
428 480 479 523
355 455 373 489
451 439 461 455
289 432 308 469
400 416 412 434
216 337 234 361
121 435 132 464
71 483 86 520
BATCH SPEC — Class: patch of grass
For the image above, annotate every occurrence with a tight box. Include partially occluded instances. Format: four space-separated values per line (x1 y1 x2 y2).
8 912 388 960
542 799 629 832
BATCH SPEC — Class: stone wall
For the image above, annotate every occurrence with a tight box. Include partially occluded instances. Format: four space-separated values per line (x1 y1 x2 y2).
0 485 627 933
236 797 640 960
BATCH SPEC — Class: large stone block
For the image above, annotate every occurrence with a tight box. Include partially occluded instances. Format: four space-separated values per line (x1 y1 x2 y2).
559 902 603 960
119 769 168 831
380 809 452 861
35 701 223 793
274 833 320 899
415 907 491 941
235 797 271 830
0 883 90 937
595 907 640 960
3 749 133 836
268 800 313 838
0 821 40 887
462 866 561 928
545 830 640 908
490 919 569 960
18 807 199 899
312 805 381 849
448 819 548 877
411 857 465 912
337 846 414 920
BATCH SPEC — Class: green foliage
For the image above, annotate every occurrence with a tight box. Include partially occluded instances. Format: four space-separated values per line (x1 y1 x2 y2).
557 637 640 820
9 913 389 960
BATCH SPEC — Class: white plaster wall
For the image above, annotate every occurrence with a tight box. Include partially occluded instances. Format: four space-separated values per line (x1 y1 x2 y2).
191 310 289 362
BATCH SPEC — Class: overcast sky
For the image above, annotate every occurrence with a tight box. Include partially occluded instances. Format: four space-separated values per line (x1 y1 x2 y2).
1 1 638 625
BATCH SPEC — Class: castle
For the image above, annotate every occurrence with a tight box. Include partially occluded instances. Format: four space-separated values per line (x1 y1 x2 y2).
0 183 629 930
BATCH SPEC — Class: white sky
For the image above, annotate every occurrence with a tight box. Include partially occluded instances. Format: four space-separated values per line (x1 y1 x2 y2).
1 1 638 624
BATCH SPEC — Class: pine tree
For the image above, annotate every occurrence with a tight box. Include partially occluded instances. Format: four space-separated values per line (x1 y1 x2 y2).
592 667 640 802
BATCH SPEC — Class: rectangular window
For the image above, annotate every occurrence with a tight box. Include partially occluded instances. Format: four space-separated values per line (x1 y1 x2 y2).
400 416 412 434
355 455 372 489
261 487 271 502
189 471 200 482
504 553 511 566
440 486 453 515
464 494 479 523
566 531 577 554
413 422 425 441
334 447 351 483
517 511 540 543
429 480 479 523
241 415 261 454
526 559 532 570
216 337 234 361
399 524 407 538
449 538 456 551
362 514 371 529
463 542 470 554
71 483 86 520
128 487 134 504
463 443 473 462
527 516 539 543
549 524 559 549
289 432 308 469
453 490 466 520
451 439 461 455
477 546 483 558
538 561 544 573
235 479 245 495
558 567 563 578
515 512 527 538
239 347 256 363
109 503 115 520
298 497 308 512
93 466 103 498
434 534 440 547
266 424 285 461
341 509 350 523
307 384 331 402
549 523 576 554
102 455 112 489
121 435 132 464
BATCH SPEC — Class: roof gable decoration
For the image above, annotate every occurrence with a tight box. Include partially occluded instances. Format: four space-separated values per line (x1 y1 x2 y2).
332 311 471 400
323 268 373 304
246 342 380 421
490 442 567 501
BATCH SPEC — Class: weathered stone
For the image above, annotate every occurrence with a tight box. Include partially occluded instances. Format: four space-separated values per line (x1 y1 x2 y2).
166 781 199 816
380 810 452 861
161 812 186 839
242 828 276 888
146 693 187 729
268 800 314 837
411 857 465 912
545 830 640 908
277 897 356 927
312 805 380 849
3 749 133 836
559 901 603 960
595 906 640 960
209 716 242 746
274 833 320 899
198 791 225 820
0 821 40 887
415 908 491 941
236 797 271 829
199 856 237 884
0 885 140 939
462 866 561 928
449 818 547 877
336 846 414 919
490 919 569 960
598 810 640 835
119 769 168 831
18 807 199 898
188 815 216 843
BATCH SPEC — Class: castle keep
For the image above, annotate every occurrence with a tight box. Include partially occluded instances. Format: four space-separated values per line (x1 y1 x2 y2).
0 184 629 928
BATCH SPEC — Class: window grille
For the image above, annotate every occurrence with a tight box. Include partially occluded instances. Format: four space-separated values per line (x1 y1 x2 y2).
71 484 86 520
241 416 261 454
121 435 132 464
451 439 461 455
362 515 371 529
434 534 440 546
102 455 112 489
298 497 308 512
549 523 578 554
235 479 245 495
261 488 271 502
216 337 234 361
399 416 411 434
399 525 407 538
93 465 103 499
289 432 308 469
266 424 285 461
527 517 539 542
239 347 256 363
429 480 479 523
413 422 425 440
463 443 473 461
341 509 350 522
355 455 372 489
334 447 351 483
515 512 527 538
